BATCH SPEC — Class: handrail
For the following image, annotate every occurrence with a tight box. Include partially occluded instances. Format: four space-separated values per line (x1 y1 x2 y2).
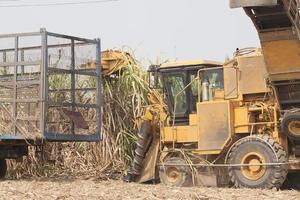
286 0 300 42
172 76 199 127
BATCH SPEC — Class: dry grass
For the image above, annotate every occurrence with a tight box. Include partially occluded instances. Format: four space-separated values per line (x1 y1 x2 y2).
0 179 299 200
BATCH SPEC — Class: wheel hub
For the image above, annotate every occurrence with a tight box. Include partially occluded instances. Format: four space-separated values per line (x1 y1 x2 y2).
288 121 300 137
166 167 181 183
241 152 266 181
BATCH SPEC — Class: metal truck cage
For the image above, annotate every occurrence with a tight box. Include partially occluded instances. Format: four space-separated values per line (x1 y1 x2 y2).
0 29 101 143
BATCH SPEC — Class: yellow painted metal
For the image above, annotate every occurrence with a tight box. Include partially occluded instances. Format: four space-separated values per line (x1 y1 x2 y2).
234 107 250 133
223 61 239 99
224 51 269 100
136 137 160 183
81 49 137 75
197 100 233 152
241 152 266 181
213 89 225 100
160 60 222 69
237 55 269 95
192 149 221 155
189 114 198 126
161 125 198 143
261 38 300 81
102 50 137 75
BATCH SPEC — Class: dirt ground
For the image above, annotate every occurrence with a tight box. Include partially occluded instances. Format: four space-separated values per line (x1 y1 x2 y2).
0 179 299 200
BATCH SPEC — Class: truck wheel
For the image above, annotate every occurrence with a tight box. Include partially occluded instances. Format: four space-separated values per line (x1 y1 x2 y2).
228 135 287 189
0 159 7 179
282 112 300 141
159 157 192 187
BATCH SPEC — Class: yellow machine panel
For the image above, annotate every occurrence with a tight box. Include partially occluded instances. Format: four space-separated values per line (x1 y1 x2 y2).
237 55 269 95
262 39 300 81
260 30 300 81
214 89 225 100
189 114 198 126
224 53 269 100
198 101 233 151
224 62 238 99
234 107 250 133
161 125 198 143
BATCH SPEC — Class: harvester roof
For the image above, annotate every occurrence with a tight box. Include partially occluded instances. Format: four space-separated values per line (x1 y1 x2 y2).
159 59 222 69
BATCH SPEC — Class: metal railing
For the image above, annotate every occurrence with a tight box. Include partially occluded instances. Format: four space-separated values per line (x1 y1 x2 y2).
0 29 102 142
286 0 300 41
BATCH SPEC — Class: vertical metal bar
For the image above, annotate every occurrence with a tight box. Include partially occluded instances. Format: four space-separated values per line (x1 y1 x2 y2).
40 28 47 138
13 36 19 135
71 39 75 135
3 51 7 74
22 48 29 130
2 51 6 62
21 50 25 74
95 39 102 140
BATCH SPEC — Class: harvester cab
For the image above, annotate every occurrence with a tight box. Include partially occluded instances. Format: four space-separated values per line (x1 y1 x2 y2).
150 60 224 125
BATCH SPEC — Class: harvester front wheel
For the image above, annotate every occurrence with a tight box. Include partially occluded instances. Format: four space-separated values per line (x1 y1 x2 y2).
0 159 7 179
228 135 287 189
159 157 192 187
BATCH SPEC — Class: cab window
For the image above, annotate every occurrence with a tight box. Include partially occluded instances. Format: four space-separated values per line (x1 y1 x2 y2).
189 73 200 113
164 74 187 115
204 69 224 89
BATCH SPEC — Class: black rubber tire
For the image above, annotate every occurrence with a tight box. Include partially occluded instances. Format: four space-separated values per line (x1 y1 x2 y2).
125 120 152 182
0 159 7 179
228 135 287 189
282 112 300 141
159 157 192 187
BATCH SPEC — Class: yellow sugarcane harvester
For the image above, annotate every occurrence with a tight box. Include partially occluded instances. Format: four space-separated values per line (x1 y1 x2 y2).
124 0 300 189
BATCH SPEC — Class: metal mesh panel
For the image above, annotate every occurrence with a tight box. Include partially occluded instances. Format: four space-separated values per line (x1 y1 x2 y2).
0 30 101 142
0 34 42 139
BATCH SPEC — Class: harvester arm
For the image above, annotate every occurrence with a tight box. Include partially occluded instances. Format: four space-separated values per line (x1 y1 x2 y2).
124 90 168 183
81 49 168 182
80 49 137 75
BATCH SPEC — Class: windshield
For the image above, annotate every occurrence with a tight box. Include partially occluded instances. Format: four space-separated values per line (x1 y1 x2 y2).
203 68 224 89
164 74 187 115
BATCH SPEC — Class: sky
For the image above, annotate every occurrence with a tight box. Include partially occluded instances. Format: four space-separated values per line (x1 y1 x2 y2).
0 0 260 64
